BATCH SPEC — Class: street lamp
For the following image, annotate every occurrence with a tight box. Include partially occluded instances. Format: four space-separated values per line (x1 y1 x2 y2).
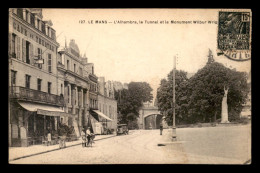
172 55 177 141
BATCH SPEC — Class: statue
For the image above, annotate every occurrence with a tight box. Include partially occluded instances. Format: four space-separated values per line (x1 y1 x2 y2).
221 86 230 123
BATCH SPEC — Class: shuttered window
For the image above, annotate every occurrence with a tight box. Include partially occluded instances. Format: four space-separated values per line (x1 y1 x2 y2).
17 36 20 60
11 70 16 86
29 43 33 65
25 41 30 64
37 48 42 69
48 82 51 94
37 79 42 91
48 54 52 73
11 34 16 58
25 75 30 88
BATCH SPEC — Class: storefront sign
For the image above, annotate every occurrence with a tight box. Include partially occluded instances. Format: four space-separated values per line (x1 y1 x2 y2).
37 109 62 116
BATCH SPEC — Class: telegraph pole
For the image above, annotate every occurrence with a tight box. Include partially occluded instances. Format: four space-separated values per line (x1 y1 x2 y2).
172 55 177 141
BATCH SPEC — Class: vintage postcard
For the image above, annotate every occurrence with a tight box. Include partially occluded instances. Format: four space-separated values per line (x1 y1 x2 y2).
8 8 251 164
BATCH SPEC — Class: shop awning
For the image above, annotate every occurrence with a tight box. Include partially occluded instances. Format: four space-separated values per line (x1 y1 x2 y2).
18 101 65 117
92 110 113 121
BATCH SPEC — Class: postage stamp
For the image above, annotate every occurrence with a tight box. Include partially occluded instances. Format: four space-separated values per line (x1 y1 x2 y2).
217 10 252 61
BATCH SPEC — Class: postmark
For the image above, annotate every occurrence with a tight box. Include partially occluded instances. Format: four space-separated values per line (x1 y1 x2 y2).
217 10 251 61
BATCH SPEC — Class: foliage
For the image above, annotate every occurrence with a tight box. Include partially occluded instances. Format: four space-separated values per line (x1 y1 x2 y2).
157 70 189 125
58 123 75 136
157 61 249 125
115 82 153 125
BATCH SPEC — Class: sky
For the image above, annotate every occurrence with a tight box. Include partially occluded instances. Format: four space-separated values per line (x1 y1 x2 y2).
42 9 251 102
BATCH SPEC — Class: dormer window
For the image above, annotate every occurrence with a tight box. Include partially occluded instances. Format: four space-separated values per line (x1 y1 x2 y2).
37 19 40 29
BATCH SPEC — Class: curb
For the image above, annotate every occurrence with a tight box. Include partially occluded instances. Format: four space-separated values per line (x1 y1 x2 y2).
157 141 184 145
9 135 116 162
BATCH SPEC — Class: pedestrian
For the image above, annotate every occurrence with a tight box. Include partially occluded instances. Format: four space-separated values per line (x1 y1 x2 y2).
47 129 51 146
160 123 163 135
86 127 91 146
81 128 86 147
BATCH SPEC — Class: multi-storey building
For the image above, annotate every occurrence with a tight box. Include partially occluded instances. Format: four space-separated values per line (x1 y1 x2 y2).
57 39 99 137
96 77 118 132
8 8 65 147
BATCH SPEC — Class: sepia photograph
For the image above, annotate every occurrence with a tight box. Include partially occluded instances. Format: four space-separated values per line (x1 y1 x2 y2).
8 8 251 164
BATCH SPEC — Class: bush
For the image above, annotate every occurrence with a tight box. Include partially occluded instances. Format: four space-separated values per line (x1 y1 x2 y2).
58 123 75 136
235 117 250 124
197 123 202 128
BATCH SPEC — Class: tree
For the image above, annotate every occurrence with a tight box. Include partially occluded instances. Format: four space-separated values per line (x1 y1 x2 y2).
157 60 249 125
187 62 249 122
157 70 189 126
114 82 153 126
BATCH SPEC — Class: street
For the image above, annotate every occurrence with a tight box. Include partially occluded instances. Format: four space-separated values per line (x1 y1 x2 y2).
9 124 251 164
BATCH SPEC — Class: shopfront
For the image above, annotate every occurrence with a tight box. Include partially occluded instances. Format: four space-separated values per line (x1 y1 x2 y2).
10 101 66 147
89 110 113 135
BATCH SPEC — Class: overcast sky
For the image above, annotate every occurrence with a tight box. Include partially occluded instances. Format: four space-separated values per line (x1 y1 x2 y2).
42 9 251 101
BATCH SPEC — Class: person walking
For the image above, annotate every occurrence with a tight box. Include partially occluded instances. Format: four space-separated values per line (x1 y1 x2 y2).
86 127 92 147
160 123 163 135
81 128 86 147
47 129 51 146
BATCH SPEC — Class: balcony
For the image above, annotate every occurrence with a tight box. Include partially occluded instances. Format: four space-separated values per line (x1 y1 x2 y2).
89 106 98 110
9 86 64 107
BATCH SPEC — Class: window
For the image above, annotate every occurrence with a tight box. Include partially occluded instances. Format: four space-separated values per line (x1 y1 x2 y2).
26 41 30 64
17 37 20 59
48 54 52 73
25 75 30 88
47 27 49 36
74 64 76 73
61 84 63 95
79 67 83 76
37 48 42 69
17 9 23 19
77 90 80 106
67 60 70 70
30 13 35 26
25 10 28 22
68 86 70 103
37 19 40 29
51 30 55 40
37 79 42 91
11 70 16 86
13 22 17 30
42 23 46 34
48 82 51 94
11 34 16 58
92 66 94 74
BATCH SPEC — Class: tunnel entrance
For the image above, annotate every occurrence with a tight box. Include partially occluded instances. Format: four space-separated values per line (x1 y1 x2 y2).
144 114 163 130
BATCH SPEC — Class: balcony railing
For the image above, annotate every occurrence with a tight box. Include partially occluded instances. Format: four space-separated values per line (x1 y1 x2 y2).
89 105 98 110
9 86 64 106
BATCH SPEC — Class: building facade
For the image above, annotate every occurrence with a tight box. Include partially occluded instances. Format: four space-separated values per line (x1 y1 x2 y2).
9 8 64 147
97 77 118 132
57 39 97 137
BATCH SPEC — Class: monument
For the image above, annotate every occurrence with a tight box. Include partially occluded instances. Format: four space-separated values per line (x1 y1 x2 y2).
221 86 230 123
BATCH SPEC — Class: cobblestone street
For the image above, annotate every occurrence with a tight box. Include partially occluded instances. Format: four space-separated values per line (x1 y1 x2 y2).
9 124 251 164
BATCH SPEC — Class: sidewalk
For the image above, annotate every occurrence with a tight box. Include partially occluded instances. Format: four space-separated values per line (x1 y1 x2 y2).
9 134 116 162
